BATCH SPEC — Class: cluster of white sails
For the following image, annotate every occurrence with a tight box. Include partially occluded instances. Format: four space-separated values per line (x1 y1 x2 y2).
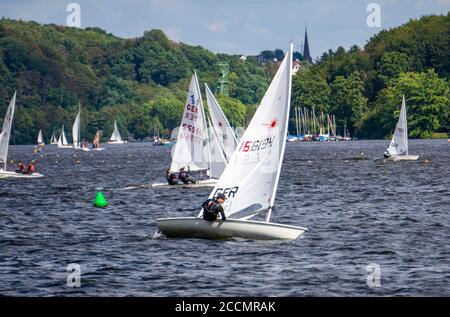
1 42 419 238
40 105 126 150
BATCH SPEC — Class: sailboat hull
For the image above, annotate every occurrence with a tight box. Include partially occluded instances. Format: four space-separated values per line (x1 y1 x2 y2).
389 155 420 161
107 141 127 144
0 170 44 179
151 179 217 189
156 217 308 240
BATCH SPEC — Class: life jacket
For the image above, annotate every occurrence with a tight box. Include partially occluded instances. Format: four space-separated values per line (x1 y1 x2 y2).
19 163 25 171
29 164 35 173
202 199 224 221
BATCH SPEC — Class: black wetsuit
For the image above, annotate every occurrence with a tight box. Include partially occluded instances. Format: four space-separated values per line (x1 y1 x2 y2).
166 172 177 185
179 170 196 184
202 199 226 221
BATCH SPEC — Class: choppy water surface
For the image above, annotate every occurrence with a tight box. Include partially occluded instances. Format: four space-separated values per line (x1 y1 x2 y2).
0 140 449 296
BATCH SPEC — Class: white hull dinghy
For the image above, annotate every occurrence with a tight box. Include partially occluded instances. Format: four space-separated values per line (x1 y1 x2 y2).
150 178 217 189
384 95 419 161
0 169 44 179
157 217 307 240
156 44 308 240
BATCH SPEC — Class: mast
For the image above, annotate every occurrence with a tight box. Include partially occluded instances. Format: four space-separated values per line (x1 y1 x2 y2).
194 71 211 178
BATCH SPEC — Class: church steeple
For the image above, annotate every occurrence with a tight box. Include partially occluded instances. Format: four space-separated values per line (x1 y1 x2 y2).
303 27 313 64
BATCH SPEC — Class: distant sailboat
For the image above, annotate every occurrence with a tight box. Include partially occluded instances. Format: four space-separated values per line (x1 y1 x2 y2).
57 125 72 149
72 104 81 149
0 92 44 178
384 95 419 161
37 129 44 145
156 43 308 240
107 120 126 144
50 128 58 145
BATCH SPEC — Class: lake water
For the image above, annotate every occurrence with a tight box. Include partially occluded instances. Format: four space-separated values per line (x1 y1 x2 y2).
0 140 449 296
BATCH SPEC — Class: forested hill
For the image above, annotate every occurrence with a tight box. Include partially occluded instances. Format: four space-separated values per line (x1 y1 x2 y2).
292 13 450 139
0 19 273 144
1 14 450 144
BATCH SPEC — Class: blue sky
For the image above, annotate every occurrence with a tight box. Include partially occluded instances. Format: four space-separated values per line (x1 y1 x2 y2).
0 0 449 58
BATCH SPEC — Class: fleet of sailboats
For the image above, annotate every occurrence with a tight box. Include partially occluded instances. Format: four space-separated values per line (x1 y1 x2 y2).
156 43 308 240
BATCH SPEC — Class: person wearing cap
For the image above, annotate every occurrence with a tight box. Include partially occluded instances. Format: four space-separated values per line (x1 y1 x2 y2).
166 168 178 185
202 193 227 222
178 166 196 184
15 161 26 173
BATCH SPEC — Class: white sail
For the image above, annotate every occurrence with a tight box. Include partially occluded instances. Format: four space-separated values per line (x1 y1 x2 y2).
110 120 123 142
387 95 408 156
207 118 227 179
57 125 69 147
170 72 210 172
72 105 81 148
37 129 44 144
201 44 293 221
0 92 16 168
50 129 57 144
205 84 238 162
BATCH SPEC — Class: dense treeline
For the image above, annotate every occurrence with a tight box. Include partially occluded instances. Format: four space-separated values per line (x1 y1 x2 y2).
1 14 449 144
292 13 450 139
0 19 271 144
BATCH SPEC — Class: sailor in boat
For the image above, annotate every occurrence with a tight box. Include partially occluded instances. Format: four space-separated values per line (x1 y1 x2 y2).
201 193 227 222
82 139 89 149
383 150 391 159
15 161 26 174
25 160 36 175
166 169 178 185
178 166 196 184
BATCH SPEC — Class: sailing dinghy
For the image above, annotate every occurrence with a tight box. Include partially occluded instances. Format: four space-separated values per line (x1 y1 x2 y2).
156 44 308 240
151 72 227 189
50 128 58 145
72 104 83 150
107 120 126 144
383 95 419 161
37 129 44 145
0 92 44 179
57 125 72 149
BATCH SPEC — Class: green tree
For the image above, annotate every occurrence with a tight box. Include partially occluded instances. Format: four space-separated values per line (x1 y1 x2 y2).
329 71 367 135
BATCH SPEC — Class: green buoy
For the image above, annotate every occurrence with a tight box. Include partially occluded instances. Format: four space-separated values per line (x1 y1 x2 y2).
94 191 108 208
